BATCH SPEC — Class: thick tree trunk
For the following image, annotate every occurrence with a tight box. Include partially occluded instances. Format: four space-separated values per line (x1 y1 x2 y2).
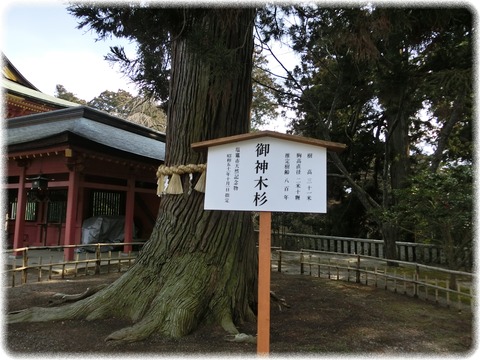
430 91 466 173
381 222 399 265
380 78 411 262
381 110 409 263
380 113 407 263
8 8 258 342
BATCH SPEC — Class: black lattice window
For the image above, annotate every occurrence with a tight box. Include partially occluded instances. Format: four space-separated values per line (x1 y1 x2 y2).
91 190 125 217
9 198 37 221
47 189 67 223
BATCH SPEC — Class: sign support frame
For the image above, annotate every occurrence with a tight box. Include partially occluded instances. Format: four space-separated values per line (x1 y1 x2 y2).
191 131 346 356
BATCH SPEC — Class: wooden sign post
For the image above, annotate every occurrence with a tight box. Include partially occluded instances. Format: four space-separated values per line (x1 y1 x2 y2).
192 131 346 355
257 211 271 354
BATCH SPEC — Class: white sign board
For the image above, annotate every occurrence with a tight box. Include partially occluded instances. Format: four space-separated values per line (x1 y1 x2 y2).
204 136 327 213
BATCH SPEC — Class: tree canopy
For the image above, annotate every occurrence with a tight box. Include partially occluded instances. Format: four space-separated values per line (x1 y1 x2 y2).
8 4 473 345
256 5 473 266
9 5 259 343
65 3 473 265
56 85 167 132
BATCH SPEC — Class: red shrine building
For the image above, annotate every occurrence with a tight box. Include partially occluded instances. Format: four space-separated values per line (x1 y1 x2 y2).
3 55 165 260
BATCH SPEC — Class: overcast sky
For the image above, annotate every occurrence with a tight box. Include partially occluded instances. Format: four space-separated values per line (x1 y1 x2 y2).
1 1 138 101
1 0 299 131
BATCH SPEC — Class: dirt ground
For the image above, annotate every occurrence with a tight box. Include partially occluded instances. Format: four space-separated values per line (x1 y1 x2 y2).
3 271 475 357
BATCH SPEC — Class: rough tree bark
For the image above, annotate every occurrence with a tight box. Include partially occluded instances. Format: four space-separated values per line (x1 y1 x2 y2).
8 8 258 342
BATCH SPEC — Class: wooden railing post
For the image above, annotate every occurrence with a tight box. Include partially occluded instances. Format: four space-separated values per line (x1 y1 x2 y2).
278 251 282 273
414 264 419 298
95 244 101 275
300 252 304 275
21 249 28 284
308 253 312 275
356 255 361 283
11 256 16 287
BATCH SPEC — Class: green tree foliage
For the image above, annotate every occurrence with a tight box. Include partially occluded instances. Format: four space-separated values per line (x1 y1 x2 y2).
69 6 176 101
55 85 167 132
57 5 473 261
10 5 258 343
384 165 473 271
55 84 87 105
263 6 472 261
10 3 474 342
88 89 134 115
251 50 280 130
88 89 167 132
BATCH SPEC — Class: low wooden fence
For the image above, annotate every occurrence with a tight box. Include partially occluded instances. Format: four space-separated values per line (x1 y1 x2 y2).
4 243 475 311
3 243 143 287
271 232 451 265
272 248 475 310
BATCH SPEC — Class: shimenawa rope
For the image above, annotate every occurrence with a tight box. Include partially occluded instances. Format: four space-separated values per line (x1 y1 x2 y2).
156 164 207 196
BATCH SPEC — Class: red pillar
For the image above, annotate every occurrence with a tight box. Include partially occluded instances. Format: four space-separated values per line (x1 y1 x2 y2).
123 174 135 254
12 165 27 254
64 168 79 261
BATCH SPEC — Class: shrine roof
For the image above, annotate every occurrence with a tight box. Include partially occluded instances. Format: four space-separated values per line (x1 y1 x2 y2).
191 130 347 152
2 78 80 109
2 54 39 90
7 106 166 161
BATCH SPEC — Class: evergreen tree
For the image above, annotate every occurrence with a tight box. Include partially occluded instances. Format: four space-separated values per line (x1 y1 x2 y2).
9 4 473 340
55 84 87 105
9 5 258 342
251 50 281 130
88 89 167 132
268 6 473 261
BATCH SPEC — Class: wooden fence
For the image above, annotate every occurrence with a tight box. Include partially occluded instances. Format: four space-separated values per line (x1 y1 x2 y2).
3 243 475 311
3 243 143 287
271 232 453 265
272 248 475 310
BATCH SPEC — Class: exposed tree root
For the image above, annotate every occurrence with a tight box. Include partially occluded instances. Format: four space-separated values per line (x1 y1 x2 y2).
7 203 257 343
7 264 158 327
7 254 256 344
8 302 87 323
105 316 160 343
220 314 240 335
49 284 108 306
270 291 290 311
